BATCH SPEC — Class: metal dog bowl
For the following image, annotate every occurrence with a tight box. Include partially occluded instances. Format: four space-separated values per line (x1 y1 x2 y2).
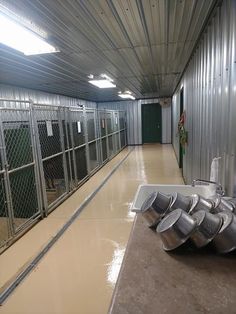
156 208 197 251
189 194 213 214
191 210 223 248
170 192 192 212
140 192 172 227
210 196 234 214
155 191 173 212
224 198 236 213
212 211 236 253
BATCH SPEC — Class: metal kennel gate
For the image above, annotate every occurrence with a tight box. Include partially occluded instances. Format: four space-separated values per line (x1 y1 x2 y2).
33 104 69 214
98 110 109 163
0 100 127 252
68 107 89 186
0 100 43 250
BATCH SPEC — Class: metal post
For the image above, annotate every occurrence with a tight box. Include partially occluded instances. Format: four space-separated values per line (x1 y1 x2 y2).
84 108 91 175
97 110 102 164
112 112 116 155
94 109 100 167
124 111 128 146
0 110 15 236
32 105 48 216
117 111 121 151
69 109 79 186
65 108 76 189
29 101 44 218
105 111 110 160
58 107 69 194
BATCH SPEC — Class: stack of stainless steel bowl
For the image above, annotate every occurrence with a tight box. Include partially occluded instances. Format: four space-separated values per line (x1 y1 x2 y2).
140 191 172 227
140 191 236 253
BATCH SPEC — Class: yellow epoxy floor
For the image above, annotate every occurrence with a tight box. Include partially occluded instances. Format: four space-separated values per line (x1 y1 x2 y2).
0 144 183 314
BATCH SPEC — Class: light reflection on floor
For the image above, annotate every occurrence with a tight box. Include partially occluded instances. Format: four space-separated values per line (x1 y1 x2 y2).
106 243 126 288
0 145 184 314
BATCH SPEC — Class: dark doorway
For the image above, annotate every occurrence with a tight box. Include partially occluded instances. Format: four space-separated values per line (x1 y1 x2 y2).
179 88 184 169
142 103 162 143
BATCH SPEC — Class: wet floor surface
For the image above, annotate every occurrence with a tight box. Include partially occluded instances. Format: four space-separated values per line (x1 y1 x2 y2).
0 144 183 314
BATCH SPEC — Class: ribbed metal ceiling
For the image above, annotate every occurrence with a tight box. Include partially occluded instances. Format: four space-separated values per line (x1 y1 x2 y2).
0 0 215 101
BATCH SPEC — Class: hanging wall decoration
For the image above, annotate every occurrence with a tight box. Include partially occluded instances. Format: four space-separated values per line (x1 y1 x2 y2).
178 111 188 154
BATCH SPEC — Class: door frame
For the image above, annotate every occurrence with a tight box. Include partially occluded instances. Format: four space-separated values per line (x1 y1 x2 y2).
141 103 162 144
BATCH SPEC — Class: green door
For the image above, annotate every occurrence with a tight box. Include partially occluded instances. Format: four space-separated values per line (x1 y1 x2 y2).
142 103 162 143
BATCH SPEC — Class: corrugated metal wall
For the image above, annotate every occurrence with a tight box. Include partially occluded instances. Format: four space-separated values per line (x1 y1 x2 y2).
98 98 171 145
172 0 236 196
0 84 97 108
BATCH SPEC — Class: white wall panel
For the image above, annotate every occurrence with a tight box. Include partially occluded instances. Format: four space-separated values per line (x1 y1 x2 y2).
162 105 171 144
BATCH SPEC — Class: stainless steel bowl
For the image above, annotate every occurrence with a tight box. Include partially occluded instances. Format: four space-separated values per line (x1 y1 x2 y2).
212 211 236 253
140 192 172 227
188 194 213 214
210 196 234 214
170 192 192 212
155 191 173 212
140 192 160 227
191 210 223 248
156 208 197 251
224 198 236 213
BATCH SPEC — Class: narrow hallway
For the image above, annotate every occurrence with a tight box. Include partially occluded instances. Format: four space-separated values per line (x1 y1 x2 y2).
0 145 183 314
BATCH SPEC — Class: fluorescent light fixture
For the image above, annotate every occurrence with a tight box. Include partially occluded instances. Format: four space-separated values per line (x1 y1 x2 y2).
100 73 114 82
118 94 136 100
89 79 116 88
118 91 135 100
0 12 58 55
88 73 116 88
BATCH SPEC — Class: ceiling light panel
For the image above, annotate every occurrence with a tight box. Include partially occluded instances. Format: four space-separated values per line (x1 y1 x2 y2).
0 12 58 55
118 91 135 100
100 74 114 82
88 79 116 88
118 94 135 100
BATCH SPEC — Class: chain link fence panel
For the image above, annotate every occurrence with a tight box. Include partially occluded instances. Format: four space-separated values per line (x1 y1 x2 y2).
0 101 127 251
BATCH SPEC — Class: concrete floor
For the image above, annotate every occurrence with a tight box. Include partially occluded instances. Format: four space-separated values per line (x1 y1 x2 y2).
0 218 27 245
0 144 183 314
